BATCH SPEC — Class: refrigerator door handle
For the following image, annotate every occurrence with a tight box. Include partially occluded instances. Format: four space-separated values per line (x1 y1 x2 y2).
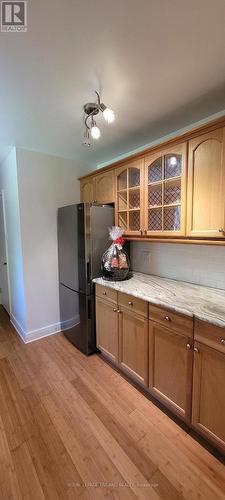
86 261 91 285
88 297 92 320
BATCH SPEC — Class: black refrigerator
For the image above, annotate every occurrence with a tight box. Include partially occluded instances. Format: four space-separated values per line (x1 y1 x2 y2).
57 203 114 355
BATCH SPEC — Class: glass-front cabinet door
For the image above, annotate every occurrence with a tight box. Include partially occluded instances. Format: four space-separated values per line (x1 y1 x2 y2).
144 143 187 236
115 159 144 235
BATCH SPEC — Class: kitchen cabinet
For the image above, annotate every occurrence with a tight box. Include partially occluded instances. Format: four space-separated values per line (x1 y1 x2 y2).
80 177 95 202
144 142 187 236
80 117 225 244
187 127 225 238
95 284 225 453
192 320 225 453
115 159 145 236
80 170 115 203
118 294 148 385
96 287 148 384
95 170 115 203
96 296 119 362
149 307 193 421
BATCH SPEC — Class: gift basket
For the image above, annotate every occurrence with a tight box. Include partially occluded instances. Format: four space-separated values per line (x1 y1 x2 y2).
101 226 130 281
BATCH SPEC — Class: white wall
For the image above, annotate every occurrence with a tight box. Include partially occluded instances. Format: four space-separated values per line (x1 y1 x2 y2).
0 148 26 332
16 148 80 341
131 242 225 290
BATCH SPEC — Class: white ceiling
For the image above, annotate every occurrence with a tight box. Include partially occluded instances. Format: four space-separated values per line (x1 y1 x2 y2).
1 0 225 172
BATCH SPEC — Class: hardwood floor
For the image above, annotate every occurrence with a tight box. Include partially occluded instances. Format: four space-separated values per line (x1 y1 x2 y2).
0 306 224 500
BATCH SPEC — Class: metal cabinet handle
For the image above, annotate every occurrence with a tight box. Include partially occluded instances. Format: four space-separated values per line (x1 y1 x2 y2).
117 309 121 314
221 339 225 345
186 343 191 350
165 316 171 321
128 301 133 306
103 291 107 295
194 346 199 353
113 308 117 312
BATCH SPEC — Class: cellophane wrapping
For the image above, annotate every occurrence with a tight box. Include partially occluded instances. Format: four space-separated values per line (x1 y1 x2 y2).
101 226 130 281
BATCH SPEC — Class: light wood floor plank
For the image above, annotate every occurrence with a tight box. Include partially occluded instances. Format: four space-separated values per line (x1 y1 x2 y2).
0 306 224 500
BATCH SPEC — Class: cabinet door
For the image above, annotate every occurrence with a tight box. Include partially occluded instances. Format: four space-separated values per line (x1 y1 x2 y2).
96 297 118 362
95 170 115 203
80 178 95 202
192 342 225 453
119 308 148 385
149 321 193 421
115 160 145 236
144 143 187 236
187 128 225 238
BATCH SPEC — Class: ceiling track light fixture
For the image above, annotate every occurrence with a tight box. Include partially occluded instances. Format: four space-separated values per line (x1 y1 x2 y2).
82 91 115 147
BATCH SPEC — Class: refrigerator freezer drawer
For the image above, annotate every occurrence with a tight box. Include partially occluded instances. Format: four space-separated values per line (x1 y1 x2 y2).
59 284 96 355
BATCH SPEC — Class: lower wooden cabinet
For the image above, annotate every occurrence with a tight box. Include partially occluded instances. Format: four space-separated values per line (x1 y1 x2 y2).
95 286 225 454
118 308 148 385
192 341 225 453
96 297 118 362
149 321 193 421
96 291 148 385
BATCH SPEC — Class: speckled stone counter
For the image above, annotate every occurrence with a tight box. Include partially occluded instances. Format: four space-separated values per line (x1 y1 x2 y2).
93 273 225 328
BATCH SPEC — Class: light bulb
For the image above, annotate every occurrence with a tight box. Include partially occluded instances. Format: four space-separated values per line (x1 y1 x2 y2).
169 156 177 166
103 107 115 124
91 125 101 139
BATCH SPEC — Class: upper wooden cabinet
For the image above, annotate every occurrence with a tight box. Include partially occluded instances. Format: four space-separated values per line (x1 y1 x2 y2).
187 128 225 238
144 143 187 236
95 170 115 203
115 159 145 236
79 118 225 243
80 177 95 203
80 170 115 203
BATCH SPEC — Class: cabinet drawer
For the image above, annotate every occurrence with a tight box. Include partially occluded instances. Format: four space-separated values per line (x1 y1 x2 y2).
195 319 225 354
149 304 193 337
118 292 148 317
95 284 117 303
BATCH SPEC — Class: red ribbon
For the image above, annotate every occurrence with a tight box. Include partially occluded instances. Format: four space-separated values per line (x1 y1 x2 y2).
114 237 125 246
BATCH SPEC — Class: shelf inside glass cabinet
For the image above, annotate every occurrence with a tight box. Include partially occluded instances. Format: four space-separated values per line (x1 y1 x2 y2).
118 211 128 230
164 178 181 205
118 190 127 211
129 210 140 231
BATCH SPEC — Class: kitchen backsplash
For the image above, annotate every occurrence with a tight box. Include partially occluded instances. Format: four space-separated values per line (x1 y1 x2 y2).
130 242 225 290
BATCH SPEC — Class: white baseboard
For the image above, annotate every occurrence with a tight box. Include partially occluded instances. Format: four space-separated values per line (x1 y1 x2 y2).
10 314 26 342
60 314 80 331
10 315 62 344
25 322 62 343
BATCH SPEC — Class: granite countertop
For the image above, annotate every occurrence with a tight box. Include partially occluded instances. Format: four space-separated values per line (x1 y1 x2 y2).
93 273 225 328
